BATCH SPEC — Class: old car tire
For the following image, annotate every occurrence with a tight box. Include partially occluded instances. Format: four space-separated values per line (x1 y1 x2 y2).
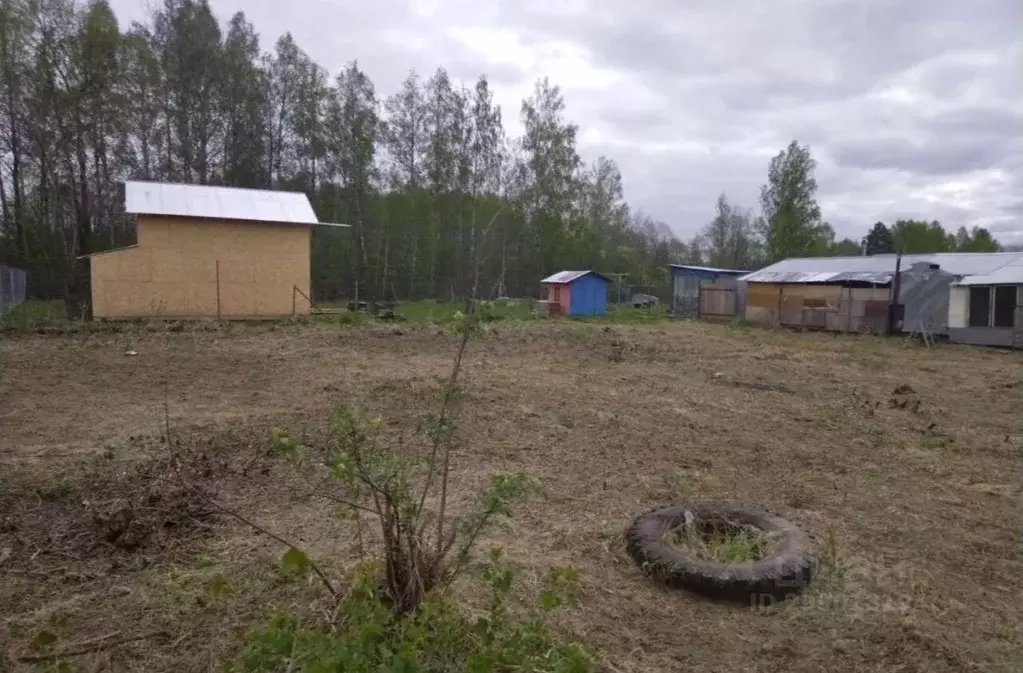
626 502 815 604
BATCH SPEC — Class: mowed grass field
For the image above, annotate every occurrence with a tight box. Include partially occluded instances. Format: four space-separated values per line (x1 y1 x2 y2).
1 318 1021 672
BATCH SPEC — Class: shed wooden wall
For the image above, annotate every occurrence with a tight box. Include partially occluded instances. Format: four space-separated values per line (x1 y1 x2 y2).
91 215 311 318
546 283 570 317
744 283 890 332
698 279 741 316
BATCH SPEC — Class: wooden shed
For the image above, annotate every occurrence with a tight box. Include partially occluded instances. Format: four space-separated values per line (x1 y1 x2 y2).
668 264 747 318
84 181 347 319
540 270 610 317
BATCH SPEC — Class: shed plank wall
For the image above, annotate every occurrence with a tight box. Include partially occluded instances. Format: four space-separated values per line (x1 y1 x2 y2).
91 216 311 318
568 274 607 316
744 283 890 332
547 283 571 317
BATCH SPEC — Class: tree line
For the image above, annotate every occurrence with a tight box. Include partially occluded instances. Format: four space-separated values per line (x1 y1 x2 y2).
696 141 1003 271
0 0 1005 314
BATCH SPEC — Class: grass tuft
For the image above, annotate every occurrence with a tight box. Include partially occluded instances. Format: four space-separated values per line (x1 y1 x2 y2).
670 521 777 564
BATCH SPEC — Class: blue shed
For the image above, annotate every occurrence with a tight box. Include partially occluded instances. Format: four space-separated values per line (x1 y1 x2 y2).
669 264 748 318
541 270 611 317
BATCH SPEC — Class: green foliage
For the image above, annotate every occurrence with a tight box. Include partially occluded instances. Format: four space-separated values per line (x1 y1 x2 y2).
271 404 538 615
670 524 774 564
759 141 831 262
0 300 65 330
269 427 306 465
204 572 234 601
953 226 1000 252
453 474 541 568
863 221 894 255
663 471 693 500
698 193 763 270
281 548 310 577
601 304 670 324
890 219 956 253
31 628 59 651
238 553 592 673
861 220 1000 256
35 478 75 501
396 299 533 324
830 237 863 255
336 310 370 327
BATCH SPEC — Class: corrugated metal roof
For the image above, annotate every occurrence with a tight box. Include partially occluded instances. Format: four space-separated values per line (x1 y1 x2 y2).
125 181 349 226
740 252 1023 284
669 264 748 275
540 270 610 284
954 254 1023 285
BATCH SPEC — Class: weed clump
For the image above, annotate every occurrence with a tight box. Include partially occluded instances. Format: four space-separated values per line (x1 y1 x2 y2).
240 551 592 673
669 520 777 564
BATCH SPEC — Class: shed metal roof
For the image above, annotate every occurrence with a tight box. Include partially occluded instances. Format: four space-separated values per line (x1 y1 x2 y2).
124 181 349 227
953 254 1023 285
669 264 748 275
739 252 1023 284
540 270 610 284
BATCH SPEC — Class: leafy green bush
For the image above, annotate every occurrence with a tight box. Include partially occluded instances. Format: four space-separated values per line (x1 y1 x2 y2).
270 407 540 615
239 551 592 673
253 291 593 671
0 299 65 330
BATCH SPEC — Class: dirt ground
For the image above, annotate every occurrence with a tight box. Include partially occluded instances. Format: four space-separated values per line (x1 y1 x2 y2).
1 319 1021 672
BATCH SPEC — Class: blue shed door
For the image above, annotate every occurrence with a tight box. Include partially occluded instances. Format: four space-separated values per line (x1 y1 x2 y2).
570 282 588 316
569 275 606 316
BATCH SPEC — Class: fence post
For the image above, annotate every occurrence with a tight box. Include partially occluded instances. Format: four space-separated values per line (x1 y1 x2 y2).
887 253 903 335
215 259 221 320
845 286 852 332
776 286 783 325
292 285 297 315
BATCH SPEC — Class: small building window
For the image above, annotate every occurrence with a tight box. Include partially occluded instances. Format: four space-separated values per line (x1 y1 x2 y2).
993 286 1017 328
968 287 990 328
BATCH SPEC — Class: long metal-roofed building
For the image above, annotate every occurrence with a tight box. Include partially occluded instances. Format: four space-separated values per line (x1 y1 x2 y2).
738 252 1023 339
84 181 348 319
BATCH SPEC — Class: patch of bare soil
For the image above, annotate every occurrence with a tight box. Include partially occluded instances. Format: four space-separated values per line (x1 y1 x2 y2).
1 320 1021 671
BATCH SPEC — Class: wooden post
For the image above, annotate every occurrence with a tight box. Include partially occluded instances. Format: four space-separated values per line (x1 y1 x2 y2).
887 253 903 335
845 286 852 332
292 285 297 315
776 285 783 325
215 259 221 320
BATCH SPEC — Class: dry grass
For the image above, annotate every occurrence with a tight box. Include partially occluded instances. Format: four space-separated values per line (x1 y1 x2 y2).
1 319 1021 672
669 520 779 564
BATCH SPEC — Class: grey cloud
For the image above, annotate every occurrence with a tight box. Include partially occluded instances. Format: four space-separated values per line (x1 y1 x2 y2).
926 107 1023 140
111 0 1022 243
830 105 1023 175
832 138 1010 176
498 0 1020 104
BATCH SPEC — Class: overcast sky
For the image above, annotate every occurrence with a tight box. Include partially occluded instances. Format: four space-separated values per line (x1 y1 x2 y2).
112 0 1023 245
